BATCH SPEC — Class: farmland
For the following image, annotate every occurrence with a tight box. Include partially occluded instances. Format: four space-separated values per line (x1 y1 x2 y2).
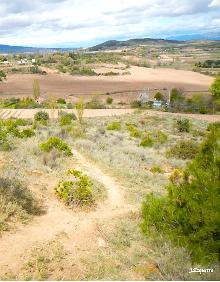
0 39 220 281
0 67 213 102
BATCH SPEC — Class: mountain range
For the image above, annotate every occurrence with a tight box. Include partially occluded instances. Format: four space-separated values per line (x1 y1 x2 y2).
0 34 219 54
0 44 74 54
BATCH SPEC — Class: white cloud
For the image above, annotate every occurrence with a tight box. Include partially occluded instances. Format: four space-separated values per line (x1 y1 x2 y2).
0 0 219 46
209 0 220 7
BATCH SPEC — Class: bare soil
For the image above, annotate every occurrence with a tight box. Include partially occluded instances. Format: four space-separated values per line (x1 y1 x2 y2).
0 66 214 100
0 149 136 277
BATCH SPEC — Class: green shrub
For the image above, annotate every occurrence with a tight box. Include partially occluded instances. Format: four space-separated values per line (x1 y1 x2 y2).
154 92 164 101
21 128 35 138
0 131 11 151
140 135 154 147
34 111 49 124
0 177 40 231
141 127 220 263
150 166 164 173
130 100 142 108
5 125 23 138
1 118 30 127
0 70 6 81
166 140 199 159
0 177 39 215
55 169 94 207
176 118 191 132
106 96 113 104
57 98 66 104
126 124 142 138
106 121 121 131
59 111 77 126
40 136 72 156
153 130 168 144
207 122 220 131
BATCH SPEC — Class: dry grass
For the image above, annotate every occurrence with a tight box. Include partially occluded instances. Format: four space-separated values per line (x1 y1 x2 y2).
0 111 218 281
73 112 208 204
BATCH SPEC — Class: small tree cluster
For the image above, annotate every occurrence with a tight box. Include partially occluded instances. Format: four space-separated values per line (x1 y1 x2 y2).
142 125 220 263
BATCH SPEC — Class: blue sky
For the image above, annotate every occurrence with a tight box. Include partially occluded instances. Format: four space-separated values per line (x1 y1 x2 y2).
0 0 220 47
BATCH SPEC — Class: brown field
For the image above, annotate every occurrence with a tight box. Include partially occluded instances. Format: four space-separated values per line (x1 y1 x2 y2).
0 66 214 101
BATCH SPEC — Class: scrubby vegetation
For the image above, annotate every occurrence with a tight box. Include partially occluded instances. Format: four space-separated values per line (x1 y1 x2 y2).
142 126 220 263
0 177 40 232
106 121 121 130
59 111 76 126
55 169 94 207
166 140 199 160
34 111 49 124
40 136 72 156
176 118 191 132
0 118 34 151
0 70 6 81
0 110 218 280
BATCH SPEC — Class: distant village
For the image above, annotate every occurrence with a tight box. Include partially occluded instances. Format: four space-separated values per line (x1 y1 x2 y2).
0 58 36 66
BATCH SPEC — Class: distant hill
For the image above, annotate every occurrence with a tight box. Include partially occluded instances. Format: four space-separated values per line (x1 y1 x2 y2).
88 38 183 51
167 33 220 41
0 44 75 54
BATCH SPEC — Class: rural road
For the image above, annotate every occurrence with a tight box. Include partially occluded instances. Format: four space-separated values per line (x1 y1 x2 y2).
0 108 219 122
0 108 134 119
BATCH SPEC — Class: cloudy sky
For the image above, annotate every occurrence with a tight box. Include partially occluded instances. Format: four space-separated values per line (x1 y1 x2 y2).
0 0 220 47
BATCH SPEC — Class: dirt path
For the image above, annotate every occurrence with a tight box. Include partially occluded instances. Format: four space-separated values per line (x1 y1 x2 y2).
0 108 219 122
0 149 135 276
0 108 134 119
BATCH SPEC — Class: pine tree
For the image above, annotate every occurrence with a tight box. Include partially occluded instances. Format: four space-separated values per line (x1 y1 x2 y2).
142 125 220 263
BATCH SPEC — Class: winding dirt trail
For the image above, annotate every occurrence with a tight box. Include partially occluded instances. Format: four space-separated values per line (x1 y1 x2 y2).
0 149 135 276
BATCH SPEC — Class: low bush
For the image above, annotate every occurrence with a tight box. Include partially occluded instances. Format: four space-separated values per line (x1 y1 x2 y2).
59 111 77 126
21 128 35 138
153 130 168 144
0 97 38 109
140 130 167 147
86 100 105 109
107 121 121 131
207 122 220 131
0 70 6 80
130 100 142 108
150 166 164 173
40 136 72 156
34 111 49 124
141 127 220 263
57 98 66 104
0 177 40 231
0 130 11 151
126 124 142 138
166 140 199 159
0 119 35 148
106 96 113 104
176 118 191 132
55 169 94 207
140 135 154 147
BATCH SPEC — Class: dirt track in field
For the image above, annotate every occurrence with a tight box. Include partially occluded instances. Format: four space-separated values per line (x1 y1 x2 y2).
0 108 135 119
0 149 136 277
0 66 213 100
0 108 219 122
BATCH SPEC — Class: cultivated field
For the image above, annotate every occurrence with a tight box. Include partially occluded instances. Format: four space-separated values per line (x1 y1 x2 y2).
0 66 214 100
